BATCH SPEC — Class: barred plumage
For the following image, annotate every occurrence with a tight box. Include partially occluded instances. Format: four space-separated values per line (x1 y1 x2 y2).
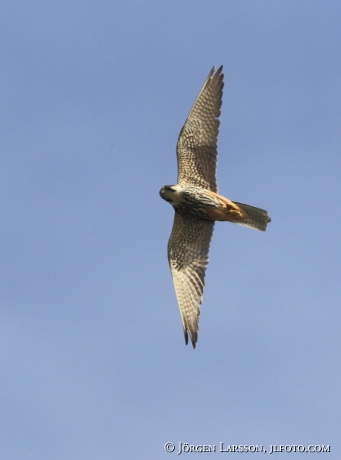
174 186 221 219
160 66 271 348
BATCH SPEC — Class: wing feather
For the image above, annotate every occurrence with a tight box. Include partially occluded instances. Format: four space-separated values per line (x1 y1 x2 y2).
176 66 224 192
168 211 214 348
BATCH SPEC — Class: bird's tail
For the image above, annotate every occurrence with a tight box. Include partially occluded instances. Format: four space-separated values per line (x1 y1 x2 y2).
231 202 271 232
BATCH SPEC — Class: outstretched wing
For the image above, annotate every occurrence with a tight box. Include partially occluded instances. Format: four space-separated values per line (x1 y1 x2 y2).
176 66 224 193
168 211 214 348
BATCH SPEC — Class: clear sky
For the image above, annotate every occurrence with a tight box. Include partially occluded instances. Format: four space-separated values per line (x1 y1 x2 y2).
1 1 340 459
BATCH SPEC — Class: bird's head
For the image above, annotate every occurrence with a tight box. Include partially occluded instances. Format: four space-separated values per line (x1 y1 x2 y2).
159 185 180 205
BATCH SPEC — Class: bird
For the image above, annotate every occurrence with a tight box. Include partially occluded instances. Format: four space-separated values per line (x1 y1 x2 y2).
159 66 271 348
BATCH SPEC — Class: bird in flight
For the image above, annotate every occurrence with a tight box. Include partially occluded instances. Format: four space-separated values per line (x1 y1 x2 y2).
160 66 271 348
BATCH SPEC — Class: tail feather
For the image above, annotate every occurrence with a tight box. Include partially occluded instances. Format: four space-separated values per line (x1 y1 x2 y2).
232 202 271 231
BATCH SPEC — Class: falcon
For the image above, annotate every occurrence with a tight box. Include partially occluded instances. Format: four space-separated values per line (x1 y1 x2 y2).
160 66 271 348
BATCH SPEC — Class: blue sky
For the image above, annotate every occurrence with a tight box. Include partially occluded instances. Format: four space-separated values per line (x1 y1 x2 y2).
1 1 340 459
